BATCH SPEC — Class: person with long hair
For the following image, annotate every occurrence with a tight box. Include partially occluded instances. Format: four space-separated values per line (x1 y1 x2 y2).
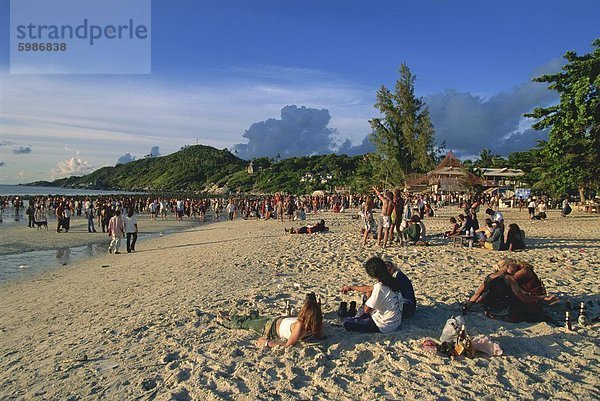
505 223 526 251
217 294 324 348
465 258 557 322
340 257 403 333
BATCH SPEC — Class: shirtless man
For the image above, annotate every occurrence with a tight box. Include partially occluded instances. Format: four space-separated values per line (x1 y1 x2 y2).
373 187 394 248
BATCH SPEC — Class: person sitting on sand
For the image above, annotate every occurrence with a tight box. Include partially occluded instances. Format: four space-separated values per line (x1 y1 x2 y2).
401 215 421 244
285 219 329 234
465 258 557 322
457 214 467 234
474 218 494 241
479 221 504 250
561 199 572 217
444 217 461 238
504 223 526 251
217 293 324 348
340 257 403 333
383 259 416 319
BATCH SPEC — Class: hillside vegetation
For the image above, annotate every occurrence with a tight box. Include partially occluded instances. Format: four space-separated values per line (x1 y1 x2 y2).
30 145 373 194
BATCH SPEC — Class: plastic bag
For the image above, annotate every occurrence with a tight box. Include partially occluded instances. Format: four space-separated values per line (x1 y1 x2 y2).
471 334 503 356
439 315 466 342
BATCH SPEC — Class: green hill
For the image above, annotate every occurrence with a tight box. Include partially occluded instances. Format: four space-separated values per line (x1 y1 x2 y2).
31 145 373 194
42 145 246 192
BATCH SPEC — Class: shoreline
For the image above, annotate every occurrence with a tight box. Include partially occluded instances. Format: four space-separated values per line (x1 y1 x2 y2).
0 214 213 283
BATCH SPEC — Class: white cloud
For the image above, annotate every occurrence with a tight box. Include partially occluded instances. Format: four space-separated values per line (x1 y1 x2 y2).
0 68 375 182
49 152 95 179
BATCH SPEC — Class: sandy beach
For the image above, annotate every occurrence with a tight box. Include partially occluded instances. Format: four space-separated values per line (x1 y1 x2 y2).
0 208 598 400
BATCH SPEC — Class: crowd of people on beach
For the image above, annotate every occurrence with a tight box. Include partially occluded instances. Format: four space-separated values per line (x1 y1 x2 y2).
1 188 585 353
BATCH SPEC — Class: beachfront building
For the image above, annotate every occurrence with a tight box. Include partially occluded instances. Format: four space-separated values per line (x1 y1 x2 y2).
480 168 525 187
480 168 526 207
405 151 488 193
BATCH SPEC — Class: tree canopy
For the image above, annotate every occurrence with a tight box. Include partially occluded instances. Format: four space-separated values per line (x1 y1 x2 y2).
369 63 435 186
525 38 600 199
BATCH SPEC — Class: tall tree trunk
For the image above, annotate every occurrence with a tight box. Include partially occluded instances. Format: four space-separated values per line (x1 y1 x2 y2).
579 185 585 203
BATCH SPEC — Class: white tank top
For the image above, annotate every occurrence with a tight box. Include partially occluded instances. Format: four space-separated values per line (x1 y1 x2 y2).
278 317 298 340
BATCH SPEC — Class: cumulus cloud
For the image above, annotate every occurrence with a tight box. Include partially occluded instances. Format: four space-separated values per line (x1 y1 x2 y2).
232 105 341 159
337 135 375 156
424 82 557 156
149 146 160 157
13 145 32 154
117 153 136 164
49 153 95 178
0 141 32 154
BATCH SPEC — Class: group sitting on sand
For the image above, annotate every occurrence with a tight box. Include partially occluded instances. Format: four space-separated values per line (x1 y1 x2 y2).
465 258 558 322
217 256 558 348
444 205 526 251
340 257 416 333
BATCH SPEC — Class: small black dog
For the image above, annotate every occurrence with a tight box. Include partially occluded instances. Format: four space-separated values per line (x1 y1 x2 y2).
34 220 48 230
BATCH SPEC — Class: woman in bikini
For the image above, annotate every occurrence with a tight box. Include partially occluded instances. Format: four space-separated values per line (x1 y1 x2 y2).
217 294 324 348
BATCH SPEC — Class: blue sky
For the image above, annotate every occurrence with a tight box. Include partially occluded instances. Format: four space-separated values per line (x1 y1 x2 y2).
0 0 598 183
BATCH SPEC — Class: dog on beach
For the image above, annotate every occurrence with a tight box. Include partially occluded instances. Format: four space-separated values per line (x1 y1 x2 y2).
34 221 48 230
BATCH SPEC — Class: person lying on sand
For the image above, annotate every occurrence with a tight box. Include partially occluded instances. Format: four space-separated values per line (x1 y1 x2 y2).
340 257 404 333
217 294 324 348
285 219 329 234
465 258 558 322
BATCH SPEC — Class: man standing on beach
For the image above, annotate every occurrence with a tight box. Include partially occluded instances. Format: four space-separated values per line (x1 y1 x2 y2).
108 210 125 254
227 199 235 221
55 202 65 233
86 198 97 233
374 187 394 248
26 203 35 228
124 208 138 253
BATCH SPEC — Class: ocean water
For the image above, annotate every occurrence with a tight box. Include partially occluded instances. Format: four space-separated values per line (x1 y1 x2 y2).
0 232 163 283
0 184 146 226
0 184 144 197
0 226 186 283
0 184 182 283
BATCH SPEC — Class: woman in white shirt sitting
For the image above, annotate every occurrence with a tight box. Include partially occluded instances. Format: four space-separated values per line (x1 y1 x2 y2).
217 294 323 348
340 257 404 333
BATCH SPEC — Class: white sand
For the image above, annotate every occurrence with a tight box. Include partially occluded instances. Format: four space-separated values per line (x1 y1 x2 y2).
0 208 598 400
